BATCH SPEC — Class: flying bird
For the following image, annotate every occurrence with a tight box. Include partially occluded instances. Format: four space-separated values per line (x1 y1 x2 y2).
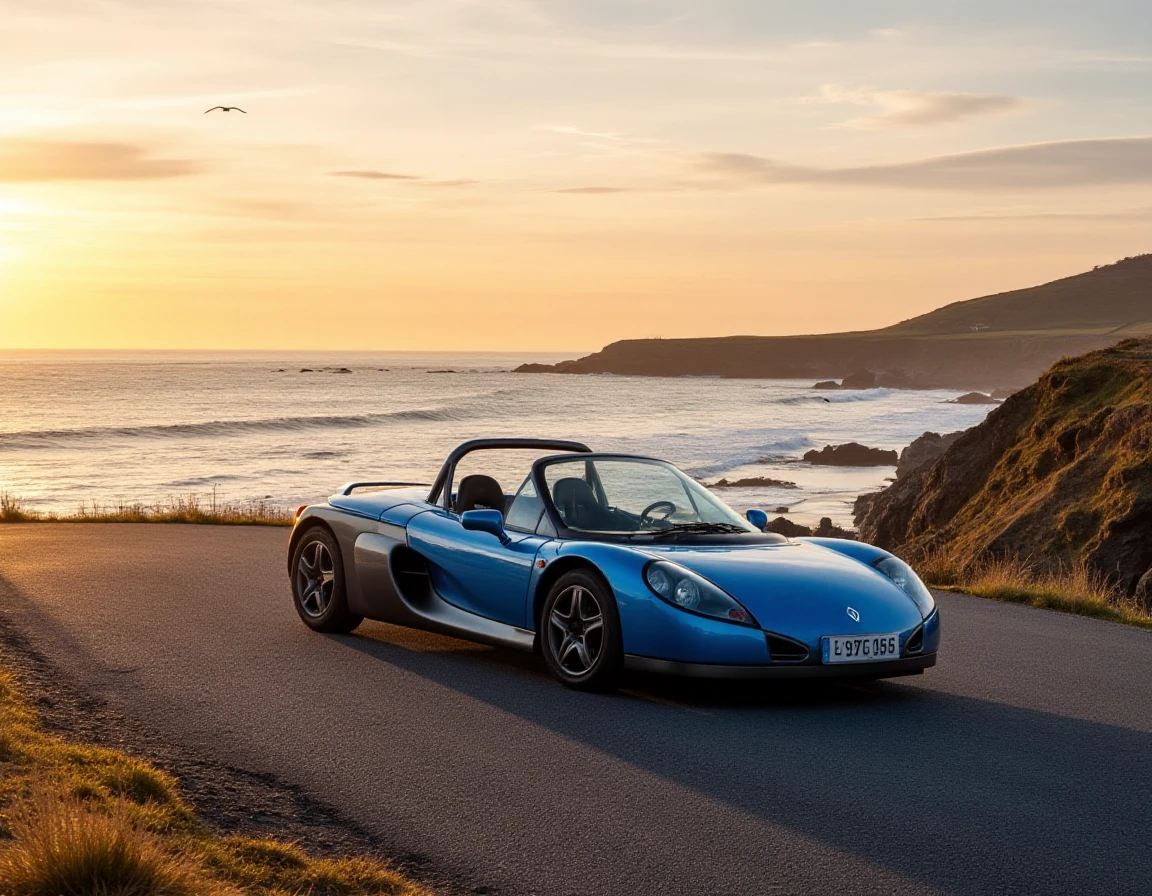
204 106 246 114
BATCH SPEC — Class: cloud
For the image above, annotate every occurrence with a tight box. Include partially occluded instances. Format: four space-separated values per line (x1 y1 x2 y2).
816 84 1025 129
328 171 476 187
329 170 419 180
551 186 635 194
413 178 479 188
0 140 198 182
693 136 1152 191
919 206 1152 222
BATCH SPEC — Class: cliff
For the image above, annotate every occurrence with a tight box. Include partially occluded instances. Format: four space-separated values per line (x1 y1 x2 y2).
517 255 1152 389
854 338 1152 597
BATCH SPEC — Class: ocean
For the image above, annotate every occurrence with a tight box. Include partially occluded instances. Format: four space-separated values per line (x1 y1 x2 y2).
0 351 996 526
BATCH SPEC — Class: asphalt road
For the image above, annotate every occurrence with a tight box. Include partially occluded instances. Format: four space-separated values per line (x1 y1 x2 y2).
1 523 1149 896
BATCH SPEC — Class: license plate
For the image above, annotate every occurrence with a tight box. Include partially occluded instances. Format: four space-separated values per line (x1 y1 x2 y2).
822 633 900 664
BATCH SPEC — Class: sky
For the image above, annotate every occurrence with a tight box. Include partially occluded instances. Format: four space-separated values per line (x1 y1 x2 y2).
0 0 1150 351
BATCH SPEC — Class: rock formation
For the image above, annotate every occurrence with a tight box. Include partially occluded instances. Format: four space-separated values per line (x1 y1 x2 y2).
896 431 966 479
949 392 999 404
804 443 899 466
710 477 798 489
855 338 1152 597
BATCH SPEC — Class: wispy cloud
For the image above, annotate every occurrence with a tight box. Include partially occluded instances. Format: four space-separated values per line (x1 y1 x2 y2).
813 84 1025 129
694 136 1152 191
330 170 419 180
328 170 477 187
551 186 635 194
919 206 1152 222
0 140 198 182
413 178 480 188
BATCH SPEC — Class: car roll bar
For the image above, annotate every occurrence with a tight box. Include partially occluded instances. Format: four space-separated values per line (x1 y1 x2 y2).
427 438 592 511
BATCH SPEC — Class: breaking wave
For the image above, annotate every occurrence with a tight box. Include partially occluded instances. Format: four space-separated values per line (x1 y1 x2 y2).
0 405 475 451
768 389 893 405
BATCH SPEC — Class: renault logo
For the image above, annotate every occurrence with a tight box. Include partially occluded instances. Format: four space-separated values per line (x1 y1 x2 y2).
846 607 860 623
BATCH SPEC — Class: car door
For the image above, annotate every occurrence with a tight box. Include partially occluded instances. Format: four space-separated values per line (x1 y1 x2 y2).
405 489 546 629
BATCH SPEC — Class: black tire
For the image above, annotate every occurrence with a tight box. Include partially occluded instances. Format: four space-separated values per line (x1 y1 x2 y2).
540 569 623 692
290 526 362 633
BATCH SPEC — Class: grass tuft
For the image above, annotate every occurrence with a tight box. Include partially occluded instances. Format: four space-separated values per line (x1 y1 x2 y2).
0 793 207 896
1 492 37 523
916 549 1152 630
0 670 428 895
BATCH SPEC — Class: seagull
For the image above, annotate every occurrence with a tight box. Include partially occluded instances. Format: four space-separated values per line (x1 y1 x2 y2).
204 106 246 114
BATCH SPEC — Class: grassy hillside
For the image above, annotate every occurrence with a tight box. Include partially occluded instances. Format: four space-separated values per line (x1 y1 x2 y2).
885 254 1152 336
855 337 1152 605
518 256 1152 389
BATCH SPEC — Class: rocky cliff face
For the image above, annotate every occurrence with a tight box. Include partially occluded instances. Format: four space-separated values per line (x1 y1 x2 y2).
855 338 1152 596
896 431 965 479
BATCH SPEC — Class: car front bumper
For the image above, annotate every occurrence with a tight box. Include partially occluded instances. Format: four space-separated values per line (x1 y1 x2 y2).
624 651 937 679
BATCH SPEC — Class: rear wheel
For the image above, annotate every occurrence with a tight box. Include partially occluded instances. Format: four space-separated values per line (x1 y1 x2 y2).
291 527 362 633
541 570 623 692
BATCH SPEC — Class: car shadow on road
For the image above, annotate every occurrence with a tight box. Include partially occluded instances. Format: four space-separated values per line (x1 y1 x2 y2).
334 621 1152 896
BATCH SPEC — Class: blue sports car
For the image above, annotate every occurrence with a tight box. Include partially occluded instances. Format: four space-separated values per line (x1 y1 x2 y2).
289 438 939 691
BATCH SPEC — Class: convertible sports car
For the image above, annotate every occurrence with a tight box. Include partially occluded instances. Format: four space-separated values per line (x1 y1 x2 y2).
288 438 939 691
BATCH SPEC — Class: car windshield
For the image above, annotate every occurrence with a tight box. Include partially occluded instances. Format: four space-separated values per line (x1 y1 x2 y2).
540 456 757 535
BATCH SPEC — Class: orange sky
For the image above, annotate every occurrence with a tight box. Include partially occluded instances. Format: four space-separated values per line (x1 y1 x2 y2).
1 1 1150 351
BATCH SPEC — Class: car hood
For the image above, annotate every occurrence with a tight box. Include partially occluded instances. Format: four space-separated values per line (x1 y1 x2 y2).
639 541 924 638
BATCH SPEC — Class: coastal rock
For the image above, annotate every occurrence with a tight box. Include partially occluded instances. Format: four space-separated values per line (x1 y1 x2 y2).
804 443 898 466
815 517 855 539
853 490 881 522
897 431 965 479
840 370 877 390
813 380 841 390
764 516 856 539
766 517 810 537
514 360 578 374
1135 569 1152 614
710 477 798 489
855 337 1152 598
949 391 1000 405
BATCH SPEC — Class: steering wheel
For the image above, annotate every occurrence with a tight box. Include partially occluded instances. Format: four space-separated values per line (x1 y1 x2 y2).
639 500 677 526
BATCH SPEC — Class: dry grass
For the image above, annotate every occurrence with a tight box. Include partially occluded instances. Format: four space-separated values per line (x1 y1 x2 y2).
0 669 428 896
1 793 203 896
0 492 38 523
914 548 1152 630
0 491 291 527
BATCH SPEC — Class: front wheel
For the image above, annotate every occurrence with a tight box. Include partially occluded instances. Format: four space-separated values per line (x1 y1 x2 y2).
541 570 623 692
291 526 362 633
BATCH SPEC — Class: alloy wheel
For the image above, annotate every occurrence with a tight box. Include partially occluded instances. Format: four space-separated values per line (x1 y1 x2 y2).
296 540 335 617
548 584 605 676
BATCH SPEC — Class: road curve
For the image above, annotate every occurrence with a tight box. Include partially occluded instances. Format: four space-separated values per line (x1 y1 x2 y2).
0 523 1149 895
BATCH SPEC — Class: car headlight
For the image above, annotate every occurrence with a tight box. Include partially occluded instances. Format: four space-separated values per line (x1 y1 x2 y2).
874 556 935 618
644 560 758 627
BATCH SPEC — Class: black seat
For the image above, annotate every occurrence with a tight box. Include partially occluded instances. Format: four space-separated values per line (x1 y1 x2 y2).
455 474 505 515
551 477 613 529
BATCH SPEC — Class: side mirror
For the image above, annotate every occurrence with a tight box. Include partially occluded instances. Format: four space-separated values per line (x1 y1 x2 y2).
461 509 509 543
745 508 768 531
